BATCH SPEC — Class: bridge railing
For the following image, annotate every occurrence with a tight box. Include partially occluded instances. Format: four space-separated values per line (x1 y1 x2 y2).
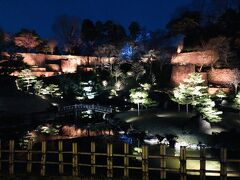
60 104 112 114
0 139 239 179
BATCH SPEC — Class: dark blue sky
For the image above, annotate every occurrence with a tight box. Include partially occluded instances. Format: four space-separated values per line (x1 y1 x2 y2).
0 0 191 38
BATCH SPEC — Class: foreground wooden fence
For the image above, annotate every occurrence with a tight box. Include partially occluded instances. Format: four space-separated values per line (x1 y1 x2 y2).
0 139 240 179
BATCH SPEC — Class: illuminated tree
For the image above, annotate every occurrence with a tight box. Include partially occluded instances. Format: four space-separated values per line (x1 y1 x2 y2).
172 73 205 113
16 69 37 92
141 49 158 76
112 65 123 83
197 97 222 123
94 44 118 71
75 81 98 100
14 29 41 51
131 62 145 81
33 80 44 95
40 40 57 54
47 40 57 54
171 73 222 122
41 44 50 54
232 68 240 94
43 84 62 98
234 92 240 110
120 43 134 60
129 84 153 116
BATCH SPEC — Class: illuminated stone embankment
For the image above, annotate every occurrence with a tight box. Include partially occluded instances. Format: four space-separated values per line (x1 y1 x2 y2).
1 52 114 76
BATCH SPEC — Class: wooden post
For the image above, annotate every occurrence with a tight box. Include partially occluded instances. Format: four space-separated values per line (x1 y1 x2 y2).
200 147 206 180
27 139 33 173
124 143 129 177
107 143 113 178
72 142 78 176
58 141 64 175
160 144 166 179
180 146 186 180
220 148 227 180
142 145 149 180
9 140 14 175
40 141 46 176
91 142 96 175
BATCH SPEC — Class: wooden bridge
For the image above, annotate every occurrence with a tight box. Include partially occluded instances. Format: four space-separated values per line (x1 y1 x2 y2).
0 139 240 179
59 104 112 117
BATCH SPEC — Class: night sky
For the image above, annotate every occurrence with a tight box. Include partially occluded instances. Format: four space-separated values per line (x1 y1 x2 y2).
0 0 191 38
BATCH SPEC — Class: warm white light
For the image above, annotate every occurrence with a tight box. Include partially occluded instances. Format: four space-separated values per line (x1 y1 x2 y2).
177 43 183 53
126 117 139 123
102 80 108 87
156 113 173 118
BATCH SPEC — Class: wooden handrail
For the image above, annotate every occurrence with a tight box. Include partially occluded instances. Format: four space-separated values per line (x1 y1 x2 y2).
0 140 239 179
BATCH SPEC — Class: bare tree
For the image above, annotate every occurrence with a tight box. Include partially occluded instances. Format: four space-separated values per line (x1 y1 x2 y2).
201 36 230 67
95 44 119 71
112 65 123 83
52 15 81 54
141 49 158 76
131 62 145 81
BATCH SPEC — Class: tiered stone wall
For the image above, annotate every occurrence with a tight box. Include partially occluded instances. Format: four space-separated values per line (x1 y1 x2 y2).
171 50 219 66
2 52 114 76
170 51 239 92
208 69 239 86
170 65 195 86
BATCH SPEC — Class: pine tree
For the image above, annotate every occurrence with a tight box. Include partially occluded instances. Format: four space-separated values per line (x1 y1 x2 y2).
171 73 222 122
129 83 153 116
234 92 240 110
16 69 37 92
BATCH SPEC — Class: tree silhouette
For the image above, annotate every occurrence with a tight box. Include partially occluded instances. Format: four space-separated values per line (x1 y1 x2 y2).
81 19 96 42
52 15 81 54
129 21 141 40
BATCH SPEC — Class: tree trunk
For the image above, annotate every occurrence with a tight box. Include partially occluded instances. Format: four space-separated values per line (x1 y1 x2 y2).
149 62 152 77
137 103 140 116
178 104 181 112
234 84 238 95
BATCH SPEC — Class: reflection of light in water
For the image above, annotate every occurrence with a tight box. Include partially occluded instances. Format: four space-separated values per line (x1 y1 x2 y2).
236 119 240 125
81 110 92 114
126 117 139 123
40 95 47 99
156 113 174 118
186 160 239 176
211 126 226 133
169 150 237 177
51 102 58 106
186 160 221 176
